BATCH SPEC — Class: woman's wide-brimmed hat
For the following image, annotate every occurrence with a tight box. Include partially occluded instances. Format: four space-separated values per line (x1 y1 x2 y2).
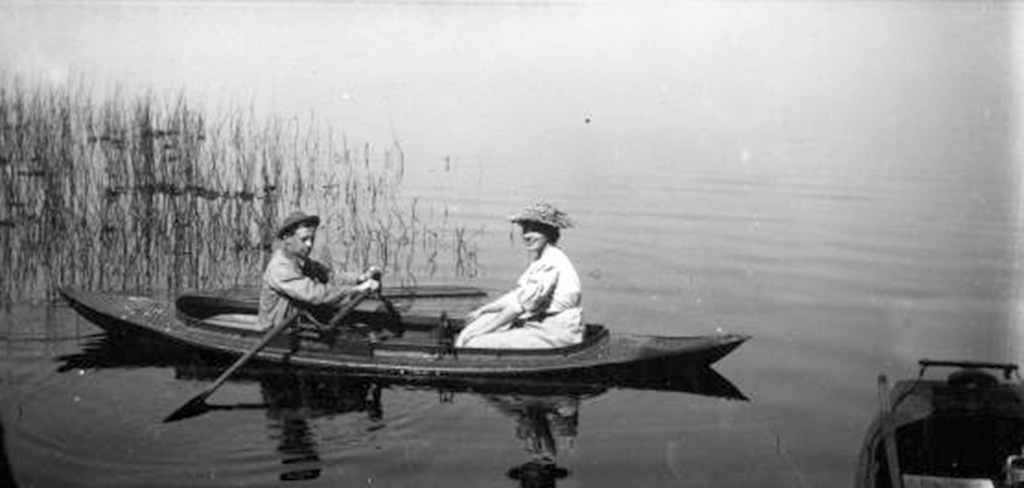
276 211 321 238
508 201 574 229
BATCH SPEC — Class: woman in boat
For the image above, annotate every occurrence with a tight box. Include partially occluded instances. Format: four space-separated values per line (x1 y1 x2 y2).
455 201 583 349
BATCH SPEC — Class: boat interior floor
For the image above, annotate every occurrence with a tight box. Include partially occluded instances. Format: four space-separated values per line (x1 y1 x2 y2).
892 416 1024 488
203 313 265 332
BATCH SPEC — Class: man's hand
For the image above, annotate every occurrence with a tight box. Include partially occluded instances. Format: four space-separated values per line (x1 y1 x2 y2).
359 266 383 283
356 279 380 294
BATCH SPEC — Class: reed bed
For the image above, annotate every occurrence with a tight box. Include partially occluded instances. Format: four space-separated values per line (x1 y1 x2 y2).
0 75 478 305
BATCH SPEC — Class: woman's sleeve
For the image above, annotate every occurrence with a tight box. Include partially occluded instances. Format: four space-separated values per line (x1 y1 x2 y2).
514 263 559 314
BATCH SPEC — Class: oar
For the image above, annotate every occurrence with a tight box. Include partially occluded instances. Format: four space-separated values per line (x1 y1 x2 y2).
163 289 372 423
369 272 403 340
373 272 401 322
380 285 486 300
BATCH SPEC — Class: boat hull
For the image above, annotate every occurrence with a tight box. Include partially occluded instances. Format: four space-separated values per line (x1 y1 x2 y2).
856 360 1024 488
60 288 749 380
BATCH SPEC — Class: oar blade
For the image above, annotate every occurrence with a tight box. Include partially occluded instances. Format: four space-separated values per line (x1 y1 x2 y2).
163 391 213 423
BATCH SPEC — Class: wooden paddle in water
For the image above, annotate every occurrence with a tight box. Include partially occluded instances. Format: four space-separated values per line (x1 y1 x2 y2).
163 289 373 423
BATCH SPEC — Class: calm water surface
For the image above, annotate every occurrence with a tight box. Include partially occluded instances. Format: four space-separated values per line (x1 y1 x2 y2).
2 1 1022 487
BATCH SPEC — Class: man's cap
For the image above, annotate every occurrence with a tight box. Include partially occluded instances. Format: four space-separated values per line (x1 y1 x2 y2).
277 211 321 238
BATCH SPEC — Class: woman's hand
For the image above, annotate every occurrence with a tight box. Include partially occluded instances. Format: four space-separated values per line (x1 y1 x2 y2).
465 307 484 323
467 292 519 323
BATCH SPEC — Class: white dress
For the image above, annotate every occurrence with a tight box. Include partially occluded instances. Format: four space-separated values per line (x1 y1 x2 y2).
461 245 583 348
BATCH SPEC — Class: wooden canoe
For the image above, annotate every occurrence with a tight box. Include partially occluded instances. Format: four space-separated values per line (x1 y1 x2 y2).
55 326 749 401
60 287 749 380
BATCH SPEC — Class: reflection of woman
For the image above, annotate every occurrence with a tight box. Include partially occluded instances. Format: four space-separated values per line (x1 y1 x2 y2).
507 461 570 488
489 394 580 463
487 393 578 488
456 202 583 349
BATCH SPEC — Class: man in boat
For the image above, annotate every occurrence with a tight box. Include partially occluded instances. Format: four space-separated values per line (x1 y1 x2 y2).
455 201 583 349
259 210 380 331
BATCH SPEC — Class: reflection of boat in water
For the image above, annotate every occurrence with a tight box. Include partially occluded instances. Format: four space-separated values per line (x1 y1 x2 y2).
856 359 1024 488
60 287 749 379
56 329 747 485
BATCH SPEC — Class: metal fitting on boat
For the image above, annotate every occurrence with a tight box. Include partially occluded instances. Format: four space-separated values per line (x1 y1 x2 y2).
1006 450 1024 487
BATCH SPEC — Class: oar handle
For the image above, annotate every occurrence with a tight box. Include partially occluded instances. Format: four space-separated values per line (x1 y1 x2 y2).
367 270 400 318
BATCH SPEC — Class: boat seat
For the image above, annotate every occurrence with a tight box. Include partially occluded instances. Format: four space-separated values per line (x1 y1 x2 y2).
902 475 995 488
203 313 267 332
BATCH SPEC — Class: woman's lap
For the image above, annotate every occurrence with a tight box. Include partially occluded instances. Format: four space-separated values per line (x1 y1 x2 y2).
457 307 583 349
460 325 560 349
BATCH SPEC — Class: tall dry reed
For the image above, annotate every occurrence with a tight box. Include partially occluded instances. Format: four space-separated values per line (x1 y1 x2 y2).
0 74 478 305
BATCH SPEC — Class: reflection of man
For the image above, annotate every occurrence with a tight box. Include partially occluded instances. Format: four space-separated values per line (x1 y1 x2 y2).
259 211 380 331
259 373 384 483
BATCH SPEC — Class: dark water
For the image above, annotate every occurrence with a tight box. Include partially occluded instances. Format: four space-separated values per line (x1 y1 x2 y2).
2 304 756 488
2 1 1022 487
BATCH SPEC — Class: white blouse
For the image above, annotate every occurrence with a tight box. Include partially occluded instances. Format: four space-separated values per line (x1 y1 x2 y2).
513 245 582 320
